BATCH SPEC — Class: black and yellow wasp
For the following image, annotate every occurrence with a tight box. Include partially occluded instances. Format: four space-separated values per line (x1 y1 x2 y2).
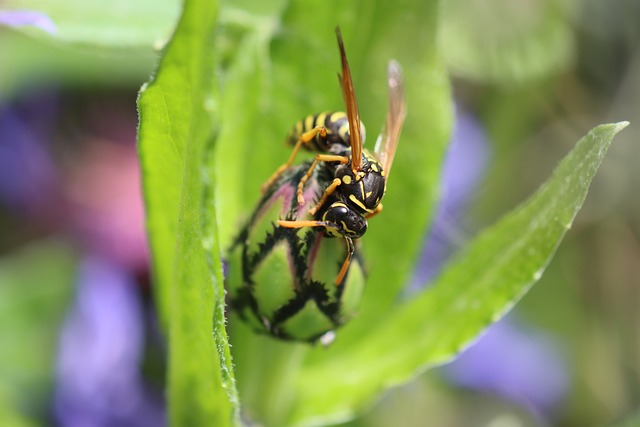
226 28 406 344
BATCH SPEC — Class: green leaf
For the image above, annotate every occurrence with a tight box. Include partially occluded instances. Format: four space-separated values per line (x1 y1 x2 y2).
0 30 156 100
137 0 238 425
3 0 179 48
286 122 628 426
1 0 176 97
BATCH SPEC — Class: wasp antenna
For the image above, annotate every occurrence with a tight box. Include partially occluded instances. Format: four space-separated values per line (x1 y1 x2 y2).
335 27 362 173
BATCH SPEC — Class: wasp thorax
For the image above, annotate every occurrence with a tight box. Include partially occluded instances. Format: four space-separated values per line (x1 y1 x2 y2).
322 202 367 238
334 158 386 215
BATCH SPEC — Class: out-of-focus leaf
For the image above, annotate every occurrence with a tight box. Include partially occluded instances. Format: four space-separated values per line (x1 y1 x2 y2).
0 240 75 422
286 122 628 426
0 394 37 427
0 30 156 100
609 410 640 427
442 0 576 84
137 0 238 424
2 0 179 48
0 0 177 98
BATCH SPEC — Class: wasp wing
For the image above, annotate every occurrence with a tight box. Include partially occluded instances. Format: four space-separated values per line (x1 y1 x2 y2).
336 27 362 172
374 60 406 178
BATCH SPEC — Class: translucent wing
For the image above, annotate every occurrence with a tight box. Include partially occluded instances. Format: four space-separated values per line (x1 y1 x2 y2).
335 27 362 172
374 60 406 178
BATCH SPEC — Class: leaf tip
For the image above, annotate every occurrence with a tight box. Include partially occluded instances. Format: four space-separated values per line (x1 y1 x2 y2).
613 120 630 131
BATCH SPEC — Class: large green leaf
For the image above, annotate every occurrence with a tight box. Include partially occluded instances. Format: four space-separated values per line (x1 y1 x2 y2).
285 122 628 426
137 0 238 425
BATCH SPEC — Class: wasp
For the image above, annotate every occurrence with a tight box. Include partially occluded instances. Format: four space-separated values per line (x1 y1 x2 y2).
226 28 406 344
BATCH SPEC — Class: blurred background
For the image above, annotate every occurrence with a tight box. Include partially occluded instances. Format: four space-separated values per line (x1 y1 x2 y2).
1 0 638 426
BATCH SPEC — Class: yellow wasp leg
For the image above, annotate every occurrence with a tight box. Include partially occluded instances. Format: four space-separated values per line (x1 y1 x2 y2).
308 178 341 216
297 154 349 205
277 219 326 228
278 219 353 286
261 126 327 193
334 235 354 286
365 203 383 219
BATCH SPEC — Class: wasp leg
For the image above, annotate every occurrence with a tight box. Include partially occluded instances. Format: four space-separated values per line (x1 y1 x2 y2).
261 126 327 193
297 154 348 205
278 219 353 286
335 235 354 286
308 178 341 216
278 219 329 229
365 203 383 219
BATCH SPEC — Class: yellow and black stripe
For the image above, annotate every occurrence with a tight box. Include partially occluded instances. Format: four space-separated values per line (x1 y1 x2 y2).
287 111 363 152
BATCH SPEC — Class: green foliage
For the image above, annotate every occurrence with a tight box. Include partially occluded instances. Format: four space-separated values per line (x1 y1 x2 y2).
609 411 640 427
0 0 630 424
442 0 576 84
0 241 76 425
3 0 179 47
0 0 178 97
135 0 628 426
0 30 157 99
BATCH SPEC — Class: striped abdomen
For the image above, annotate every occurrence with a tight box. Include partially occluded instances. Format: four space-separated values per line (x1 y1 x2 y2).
287 111 366 152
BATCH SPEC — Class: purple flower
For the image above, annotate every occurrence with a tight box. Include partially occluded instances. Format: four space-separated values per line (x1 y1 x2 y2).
54 256 164 427
0 10 57 34
0 93 63 219
444 317 569 419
